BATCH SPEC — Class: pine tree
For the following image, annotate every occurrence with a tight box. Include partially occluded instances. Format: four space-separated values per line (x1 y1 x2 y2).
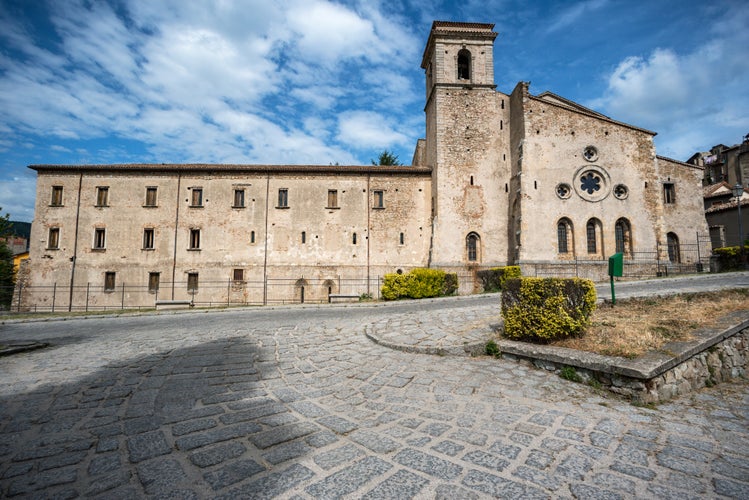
371 150 402 166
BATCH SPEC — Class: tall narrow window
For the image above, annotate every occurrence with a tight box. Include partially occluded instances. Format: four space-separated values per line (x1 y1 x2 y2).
233 269 244 281
48 227 60 249
373 190 384 209
586 219 599 254
457 49 471 80
327 189 338 208
187 273 199 291
148 272 160 292
96 186 109 207
143 228 155 249
233 189 245 208
145 187 158 207
104 272 116 291
189 229 200 250
353 232 357 245
94 228 106 249
667 232 681 263
557 219 573 254
278 188 288 208
615 218 632 255
301 231 306 244
399 232 404 245
250 231 256 244
51 186 63 206
191 188 203 207
663 183 675 204
466 232 480 262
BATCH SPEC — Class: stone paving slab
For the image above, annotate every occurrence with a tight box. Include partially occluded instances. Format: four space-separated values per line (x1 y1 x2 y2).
0 273 748 498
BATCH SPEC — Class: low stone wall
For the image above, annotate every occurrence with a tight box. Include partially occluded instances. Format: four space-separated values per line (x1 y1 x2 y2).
498 312 749 404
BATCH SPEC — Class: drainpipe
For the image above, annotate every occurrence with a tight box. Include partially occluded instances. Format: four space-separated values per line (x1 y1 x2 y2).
68 172 83 312
263 173 270 305
367 172 371 295
171 173 182 299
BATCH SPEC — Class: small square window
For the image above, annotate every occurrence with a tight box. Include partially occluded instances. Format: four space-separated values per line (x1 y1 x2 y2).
94 228 106 249
189 229 200 250
278 188 288 208
104 271 116 291
145 187 158 207
663 183 675 204
187 272 199 291
48 227 60 249
327 189 338 208
95 186 109 207
51 186 63 206
148 272 160 292
373 190 384 209
143 228 154 249
233 268 244 281
233 189 245 208
191 188 203 207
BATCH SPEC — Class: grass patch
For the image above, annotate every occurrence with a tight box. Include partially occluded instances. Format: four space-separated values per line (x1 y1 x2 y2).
550 289 749 359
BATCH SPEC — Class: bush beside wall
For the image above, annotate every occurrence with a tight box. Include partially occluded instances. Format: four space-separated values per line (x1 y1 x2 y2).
381 269 458 300
477 266 521 292
501 277 597 341
713 246 748 271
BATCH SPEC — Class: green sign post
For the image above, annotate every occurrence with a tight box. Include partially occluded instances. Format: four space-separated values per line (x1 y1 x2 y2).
608 253 623 304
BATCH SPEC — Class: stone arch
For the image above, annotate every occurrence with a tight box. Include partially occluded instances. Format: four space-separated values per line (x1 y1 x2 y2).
586 218 604 257
457 49 471 80
466 232 481 262
295 278 309 303
557 218 574 255
322 279 337 297
667 232 681 263
615 218 633 257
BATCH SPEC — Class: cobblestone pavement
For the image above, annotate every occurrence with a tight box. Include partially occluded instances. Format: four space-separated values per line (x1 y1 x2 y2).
1 285 749 498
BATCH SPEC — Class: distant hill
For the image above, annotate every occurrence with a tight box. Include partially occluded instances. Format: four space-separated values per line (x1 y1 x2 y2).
9 221 31 239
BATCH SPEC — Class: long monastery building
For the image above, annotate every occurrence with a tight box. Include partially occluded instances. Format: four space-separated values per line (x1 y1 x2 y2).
19 21 709 309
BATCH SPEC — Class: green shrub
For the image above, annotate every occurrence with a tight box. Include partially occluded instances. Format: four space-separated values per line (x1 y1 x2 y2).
381 268 458 300
477 266 521 292
713 245 748 271
485 340 501 358
559 366 583 383
501 277 596 341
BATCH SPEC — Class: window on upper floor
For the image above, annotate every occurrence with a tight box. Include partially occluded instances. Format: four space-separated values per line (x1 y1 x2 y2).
143 228 154 250
189 229 200 250
96 186 109 207
278 188 288 208
93 228 106 250
233 189 245 208
663 183 675 204
191 188 203 207
145 186 158 207
373 190 384 209
457 49 471 80
48 227 60 250
233 268 244 281
51 186 63 206
327 189 338 208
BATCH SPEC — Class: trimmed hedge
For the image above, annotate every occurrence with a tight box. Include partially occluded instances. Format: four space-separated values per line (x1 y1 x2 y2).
381 268 458 300
501 277 596 341
477 266 521 292
713 245 748 271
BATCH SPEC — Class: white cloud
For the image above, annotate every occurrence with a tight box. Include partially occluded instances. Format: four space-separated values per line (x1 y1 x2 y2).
337 110 410 149
0 176 37 222
545 0 608 33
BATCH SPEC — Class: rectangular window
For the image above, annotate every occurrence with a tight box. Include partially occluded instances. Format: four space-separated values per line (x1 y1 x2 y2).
48 227 60 249
94 228 106 249
233 189 245 208
586 224 597 254
233 268 244 281
187 272 199 291
663 183 675 204
148 272 160 292
301 231 306 244
278 188 288 208
104 272 116 291
95 186 109 207
373 190 384 209
327 189 338 208
250 230 255 244
51 186 63 206
189 229 200 250
399 232 405 245
191 188 203 207
143 228 154 249
145 187 158 207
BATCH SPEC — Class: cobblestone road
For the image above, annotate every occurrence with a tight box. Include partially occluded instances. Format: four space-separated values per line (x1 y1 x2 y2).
1 289 748 498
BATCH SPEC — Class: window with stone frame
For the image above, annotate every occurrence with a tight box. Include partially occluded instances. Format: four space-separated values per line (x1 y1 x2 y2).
233 189 245 208
615 218 632 255
148 272 160 292
93 228 106 250
104 272 116 291
663 183 676 204
457 49 471 80
51 186 63 206
189 229 200 250
143 228 155 250
373 190 384 209
466 232 480 262
191 188 203 207
233 268 244 281
187 272 199 291
96 186 109 207
557 218 573 254
586 219 601 254
327 189 338 208
278 188 288 208
48 227 60 249
145 187 158 207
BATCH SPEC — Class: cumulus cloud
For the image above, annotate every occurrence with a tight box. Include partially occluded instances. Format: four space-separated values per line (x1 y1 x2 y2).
337 110 410 148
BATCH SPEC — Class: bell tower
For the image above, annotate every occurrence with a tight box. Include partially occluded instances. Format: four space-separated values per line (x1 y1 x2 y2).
420 22 511 272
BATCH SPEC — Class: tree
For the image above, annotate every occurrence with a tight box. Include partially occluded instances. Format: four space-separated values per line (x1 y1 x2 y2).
0 208 14 308
371 150 402 166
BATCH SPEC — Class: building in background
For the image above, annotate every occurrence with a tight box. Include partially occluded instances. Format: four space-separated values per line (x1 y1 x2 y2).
15 21 710 311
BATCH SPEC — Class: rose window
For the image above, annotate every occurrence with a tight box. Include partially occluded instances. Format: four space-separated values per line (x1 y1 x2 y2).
556 183 572 199
580 172 601 194
583 146 598 162
614 184 629 200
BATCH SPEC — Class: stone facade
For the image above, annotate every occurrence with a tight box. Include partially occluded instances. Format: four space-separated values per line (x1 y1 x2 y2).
18 21 710 309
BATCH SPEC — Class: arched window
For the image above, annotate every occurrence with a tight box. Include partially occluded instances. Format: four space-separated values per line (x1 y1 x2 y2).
466 232 480 262
586 218 603 255
667 232 680 263
557 218 574 254
615 218 632 256
457 49 471 80
295 278 309 304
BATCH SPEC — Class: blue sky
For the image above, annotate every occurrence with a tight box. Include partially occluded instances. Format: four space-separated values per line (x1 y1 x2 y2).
1 0 748 222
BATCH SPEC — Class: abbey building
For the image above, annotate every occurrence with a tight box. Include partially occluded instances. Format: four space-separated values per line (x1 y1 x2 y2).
18 22 709 310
